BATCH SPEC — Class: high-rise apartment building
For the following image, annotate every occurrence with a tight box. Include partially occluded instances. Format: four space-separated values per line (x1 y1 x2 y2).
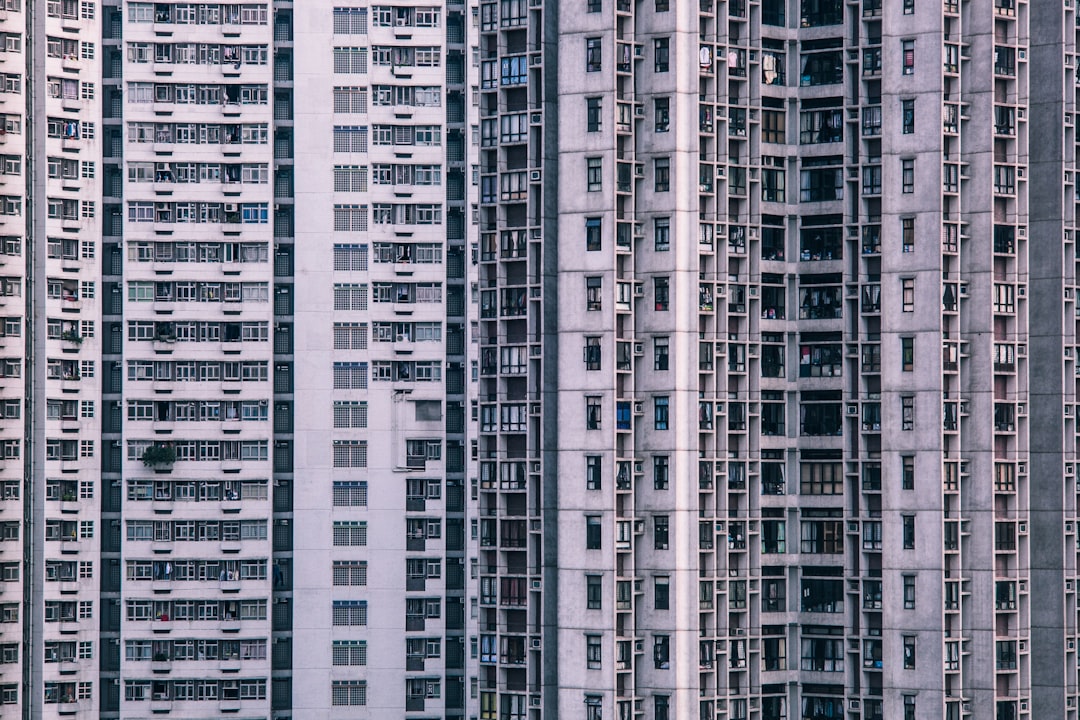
477 1 1067 720
5 0 1080 719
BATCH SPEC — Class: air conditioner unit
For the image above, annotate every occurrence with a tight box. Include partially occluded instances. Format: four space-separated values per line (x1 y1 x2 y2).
633 342 644 356
529 170 541 182
633 283 644 297
224 203 238 213
531 579 541 589
633 519 644 534
634 104 645 118
634 44 644 58
633 401 643 415
529 697 541 707
531 638 541 649
849 700 860 710
846 404 858 416
633 163 644 178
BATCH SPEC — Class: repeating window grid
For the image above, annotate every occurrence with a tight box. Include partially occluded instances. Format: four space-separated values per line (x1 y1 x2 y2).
333 205 368 231
332 440 367 468
332 601 368 626
333 244 368 271
331 680 366 706
333 166 368 193
333 8 368 34
333 47 368 74
333 126 369 152
332 362 368 389
333 401 368 428
332 521 367 547
333 323 368 349
332 640 367 666
332 482 368 507
333 284 368 310
333 86 368 113
331 561 368 586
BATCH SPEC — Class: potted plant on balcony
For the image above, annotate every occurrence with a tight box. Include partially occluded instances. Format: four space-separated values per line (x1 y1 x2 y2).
60 330 82 344
142 443 176 469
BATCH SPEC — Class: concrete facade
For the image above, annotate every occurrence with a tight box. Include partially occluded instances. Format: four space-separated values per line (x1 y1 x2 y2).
7 1 1080 720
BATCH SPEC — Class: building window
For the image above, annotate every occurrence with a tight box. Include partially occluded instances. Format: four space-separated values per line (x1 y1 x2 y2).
800 627 843 672
902 40 915 74
901 337 914 371
800 512 844 553
586 456 602 490
654 277 669 311
654 98 670 132
762 163 785 202
800 156 844 202
901 396 914 430
586 97 602 132
586 516 601 549
585 217 602 251
762 110 785 143
903 0 914 12
586 276 602 310
654 337 669 371
586 575 602 608
331 681 367 706
586 157 602 191
902 278 914 311
653 636 670 669
654 516 669 550
761 393 785 436
654 158 670 192
655 696 670 720
762 519 786 553
801 0 842 26
801 574 843 613
654 397 669 430
654 456 669 489
586 397 601 430
903 516 915 549
586 38 602 72
762 576 786 612
584 337 601 371
799 48 843 85
902 456 915 490
586 635 602 669
801 106 842 145
654 217 670 251
903 575 916 609
901 158 915 192
653 38 669 72
587 0 601 11
904 696 916 720
901 217 914 252
902 99 915 133
762 0 784 24
654 577 670 609
903 636 916 669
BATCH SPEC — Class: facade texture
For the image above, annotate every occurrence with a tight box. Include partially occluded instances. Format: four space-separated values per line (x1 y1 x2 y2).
0 0 1078 720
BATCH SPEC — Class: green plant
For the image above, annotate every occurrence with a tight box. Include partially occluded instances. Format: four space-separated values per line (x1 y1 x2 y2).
60 331 82 344
142 444 176 467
